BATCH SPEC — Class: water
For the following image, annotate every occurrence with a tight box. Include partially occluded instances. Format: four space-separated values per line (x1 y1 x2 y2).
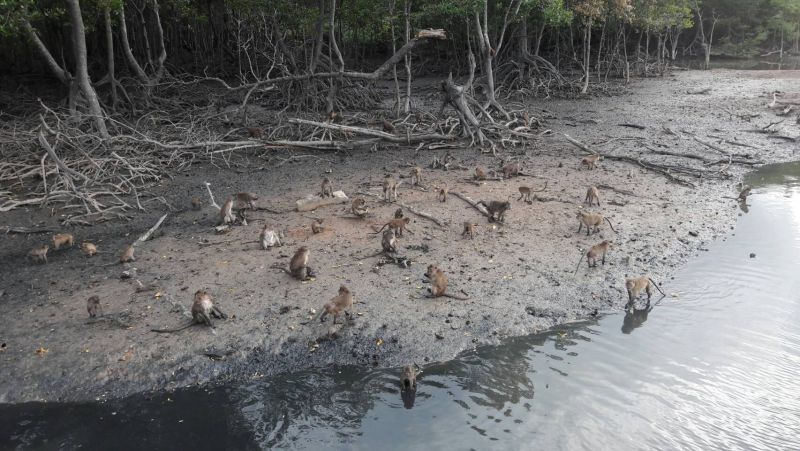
3 163 800 450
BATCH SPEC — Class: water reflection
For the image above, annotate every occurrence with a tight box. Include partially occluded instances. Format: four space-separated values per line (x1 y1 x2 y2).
621 305 653 334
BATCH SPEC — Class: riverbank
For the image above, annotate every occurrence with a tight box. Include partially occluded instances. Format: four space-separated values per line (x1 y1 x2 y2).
1 69 797 403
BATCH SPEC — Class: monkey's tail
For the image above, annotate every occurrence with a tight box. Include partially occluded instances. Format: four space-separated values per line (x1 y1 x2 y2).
151 321 195 333
648 278 667 298
372 223 389 234
604 217 617 233
574 253 586 274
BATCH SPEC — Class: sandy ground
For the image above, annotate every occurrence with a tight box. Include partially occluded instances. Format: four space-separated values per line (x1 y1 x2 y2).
1 69 798 403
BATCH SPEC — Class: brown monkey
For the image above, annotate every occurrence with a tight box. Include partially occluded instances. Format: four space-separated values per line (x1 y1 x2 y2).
501 162 521 178
474 167 487 181
328 111 341 123
383 175 399 201
382 229 398 253
518 181 548 203
437 185 448 202
394 208 404 219
584 186 601 206
87 295 102 318
320 177 333 198
574 240 611 274
235 192 258 210
581 154 602 170
28 245 49 264
400 365 417 391
81 242 97 257
317 285 354 325
625 276 666 310
576 211 617 236
52 233 74 250
311 219 324 234
477 200 511 223
425 265 469 300
219 198 235 225
191 196 202 210
374 217 411 237
461 222 476 239
259 225 282 249
246 127 263 138
410 167 422 186
351 197 369 218
120 244 136 263
383 119 395 134
288 246 314 281
151 290 227 332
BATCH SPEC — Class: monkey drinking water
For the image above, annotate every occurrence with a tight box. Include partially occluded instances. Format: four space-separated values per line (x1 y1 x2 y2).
624 276 666 310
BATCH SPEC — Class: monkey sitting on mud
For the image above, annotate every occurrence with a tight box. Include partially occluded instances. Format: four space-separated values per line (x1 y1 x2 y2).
52 233 74 250
425 265 469 300
576 211 616 236
437 185 448 202
320 177 333 198
151 290 227 332
624 276 666 310
81 242 98 257
461 222 477 239
315 285 354 325
351 197 369 218
87 295 102 318
477 200 511 223
574 240 611 274
275 246 316 281
191 196 202 210
501 161 521 178
474 167 487 181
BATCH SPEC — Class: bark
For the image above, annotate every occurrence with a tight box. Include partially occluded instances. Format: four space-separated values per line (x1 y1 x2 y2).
389 0 401 116
119 5 150 85
104 9 118 111
309 0 325 73
65 0 109 138
22 20 71 86
403 0 412 113
581 22 590 94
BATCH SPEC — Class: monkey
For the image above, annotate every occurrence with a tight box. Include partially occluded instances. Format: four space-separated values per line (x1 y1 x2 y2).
580 154 603 170
425 264 469 300
382 229 398 253
437 185 448 202
320 177 333 198
28 245 49 264
474 167 487 181
87 295 102 318
374 217 411 237
461 222 477 239
518 181 548 203
576 211 617 236
219 198 235 225
328 110 341 123
501 162 521 179
394 207 404 219
283 246 315 281
400 364 417 391
120 244 136 263
410 166 422 186
737 185 752 201
383 175 399 201
624 276 666 310
383 119 395 134
584 186 601 206
81 242 97 257
477 200 511 223
351 197 369 218
235 192 258 210
311 219 324 234
522 110 530 127
317 285 354 325
574 240 611 274
151 290 228 333
246 127 263 139
259 225 282 249
191 196 202 210
52 233 74 250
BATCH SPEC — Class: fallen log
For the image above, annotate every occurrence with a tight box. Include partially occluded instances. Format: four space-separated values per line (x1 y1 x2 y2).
296 190 349 212
449 191 490 218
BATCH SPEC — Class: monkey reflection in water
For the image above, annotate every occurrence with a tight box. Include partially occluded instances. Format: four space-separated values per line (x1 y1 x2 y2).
621 305 653 334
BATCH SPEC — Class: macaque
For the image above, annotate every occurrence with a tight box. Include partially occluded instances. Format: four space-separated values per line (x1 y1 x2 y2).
461 222 476 239
383 119 396 134
151 290 227 332
477 200 511 223
320 177 333 198
584 186 601 206
581 154 602 170
737 185 752 201
474 167 487 181
382 229 398 253
328 111 341 123
576 211 616 236
501 162 521 178
246 127 263 138
383 175 398 201
425 265 469 300
259 225 282 249
624 276 666 310
394 208 404 219
318 285 354 325
28 245 49 264
400 365 417 391
120 244 136 263
235 192 258 210
522 111 530 127
81 242 97 257
87 295 102 318
351 197 368 218
311 219 324 234
518 182 547 203
191 196 202 210
52 233 74 250
289 246 314 281
219 198 235 225
574 240 611 274
375 217 411 237
410 167 422 186
437 185 448 202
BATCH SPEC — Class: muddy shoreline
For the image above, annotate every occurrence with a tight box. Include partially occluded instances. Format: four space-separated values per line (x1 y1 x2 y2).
1 69 798 404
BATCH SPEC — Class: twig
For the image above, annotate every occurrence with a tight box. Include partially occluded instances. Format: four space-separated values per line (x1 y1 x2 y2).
449 191 490 217
204 182 221 210
356 191 445 227
134 213 168 245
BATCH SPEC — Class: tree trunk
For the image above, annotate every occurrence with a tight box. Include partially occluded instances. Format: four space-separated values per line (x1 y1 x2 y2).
389 0 401 116
104 9 118 111
119 5 150 85
581 22 590 94
534 24 545 56
309 0 325 73
596 20 605 83
403 0 412 113
65 0 109 138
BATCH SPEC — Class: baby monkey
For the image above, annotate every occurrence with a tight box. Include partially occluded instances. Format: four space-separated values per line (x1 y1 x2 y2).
246 127 263 138
120 244 136 263
474 167 487 181
311 219 325 234
400 364 418 391
574 240 611 274
320 177 333 198
382 229 398 253
581 154 602 170
375 217 411 237
576 211 616 235
425 265 469 300
81 242 97 257
87 295 102 318
624 276 666 310
317 285 354 325
383 119 396 134
584 186 601 206
461 222 477 239
151 290 227 332
437 185 448 202
410 167 422 186
477 200 511 223
191 196 202 210
394 208 404 219
383 175 399 201
52 233 74 250
351 197 369 218
28 244 49 264
518 181 548 203
235 192 258 210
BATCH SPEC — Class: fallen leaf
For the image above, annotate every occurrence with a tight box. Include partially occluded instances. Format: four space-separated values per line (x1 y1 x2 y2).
375 338 384 346
35 347 49 355
154 291 163 298
119 349 133 362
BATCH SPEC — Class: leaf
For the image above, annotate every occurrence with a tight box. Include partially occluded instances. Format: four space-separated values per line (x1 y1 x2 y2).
35 347 48 355
375 338 384 346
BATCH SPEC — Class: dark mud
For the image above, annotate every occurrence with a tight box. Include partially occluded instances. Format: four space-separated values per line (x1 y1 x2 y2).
1 69 798 403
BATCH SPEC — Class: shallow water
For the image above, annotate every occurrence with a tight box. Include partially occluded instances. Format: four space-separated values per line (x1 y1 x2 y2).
2 162 800 450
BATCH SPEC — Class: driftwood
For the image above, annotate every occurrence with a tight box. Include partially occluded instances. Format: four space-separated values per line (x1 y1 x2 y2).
646 148 763 166
134 213 168 245
449 191 490 218
356 191 445 227
296 190 349 212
